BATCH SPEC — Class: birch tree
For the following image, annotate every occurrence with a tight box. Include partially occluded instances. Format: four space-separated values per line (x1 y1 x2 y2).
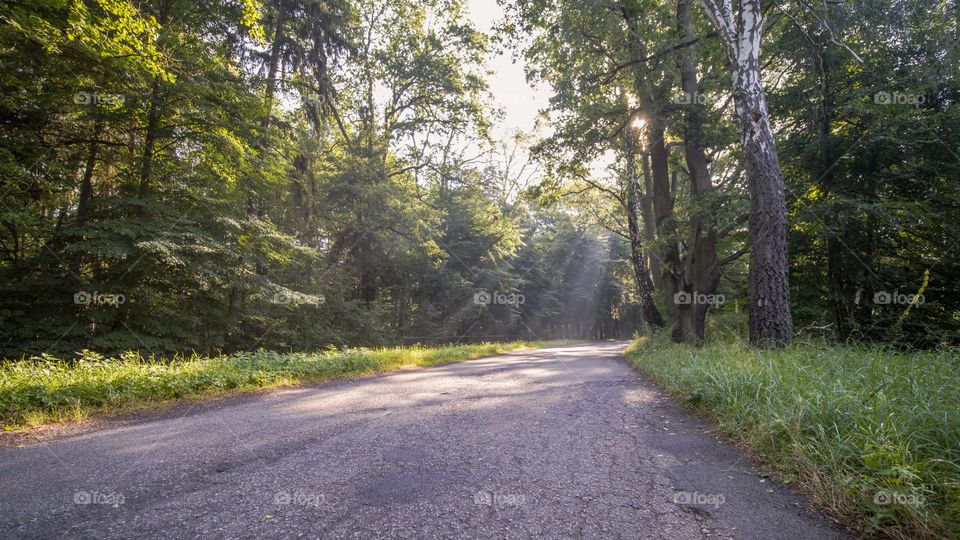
699 0 795 346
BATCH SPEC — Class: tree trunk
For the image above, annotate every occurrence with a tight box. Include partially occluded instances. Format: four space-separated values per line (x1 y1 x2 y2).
624 131 665 330
677 0 721 344
699 0 794 346
76 124 100 226
138 4 171 199
71 122 101 281
738 91 794 346
249 1 288 216
621 6 677 335
139 77 162 199
639 153 663 290
820 70 855 339
814 32 861 339
262 0 287 129
647 120 683 340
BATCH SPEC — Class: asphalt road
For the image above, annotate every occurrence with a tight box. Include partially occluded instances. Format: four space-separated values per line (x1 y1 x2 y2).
0 342 848 539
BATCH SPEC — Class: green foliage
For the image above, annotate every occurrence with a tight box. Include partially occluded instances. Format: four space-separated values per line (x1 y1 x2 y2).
502 0 960 347
0 0 641 358
769 0 960 345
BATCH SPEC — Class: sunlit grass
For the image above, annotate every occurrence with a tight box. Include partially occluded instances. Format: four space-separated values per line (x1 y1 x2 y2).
0 341 563 430
624 335 960 539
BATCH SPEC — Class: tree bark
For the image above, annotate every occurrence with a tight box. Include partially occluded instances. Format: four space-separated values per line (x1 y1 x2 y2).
138 3 173 199
77 124 100 227
620 5 678 336
71 122 101 281
676 0 721 344
139 77 162 199
249 0 288 217
813 29 863 339
624 130 665 330
818 51 854 339
699 0 795 346
647 119 683 340
639 153 663 290
262 0 287 129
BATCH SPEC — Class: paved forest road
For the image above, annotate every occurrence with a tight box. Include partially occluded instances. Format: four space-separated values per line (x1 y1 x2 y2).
1 342 847 539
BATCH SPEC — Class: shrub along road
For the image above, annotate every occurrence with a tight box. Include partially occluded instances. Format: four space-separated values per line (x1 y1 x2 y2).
0 343 847 538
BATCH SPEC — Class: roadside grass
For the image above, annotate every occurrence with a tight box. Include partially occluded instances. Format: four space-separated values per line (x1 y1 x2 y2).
1 341 563 430
624 335 960 539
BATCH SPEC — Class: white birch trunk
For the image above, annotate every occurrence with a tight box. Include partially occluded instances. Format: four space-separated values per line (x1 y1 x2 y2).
699 0 795 346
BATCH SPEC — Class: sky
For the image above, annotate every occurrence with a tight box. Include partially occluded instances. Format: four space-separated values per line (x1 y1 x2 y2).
465 0 550 138
463 2 614 177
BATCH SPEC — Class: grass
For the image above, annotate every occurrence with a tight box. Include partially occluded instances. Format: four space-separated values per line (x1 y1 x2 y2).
624 334 960 539
0 341 563 430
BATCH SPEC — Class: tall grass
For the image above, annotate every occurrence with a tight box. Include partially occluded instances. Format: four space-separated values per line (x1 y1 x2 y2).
624 335 960 539
1 341 555 429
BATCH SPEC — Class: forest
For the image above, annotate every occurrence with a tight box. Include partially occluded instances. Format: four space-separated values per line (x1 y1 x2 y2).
1 0 957 357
